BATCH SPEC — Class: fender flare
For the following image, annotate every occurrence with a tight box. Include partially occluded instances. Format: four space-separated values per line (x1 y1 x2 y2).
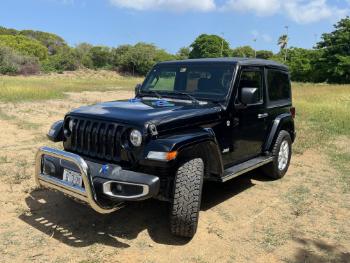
263 113 295 152
143 128 224 177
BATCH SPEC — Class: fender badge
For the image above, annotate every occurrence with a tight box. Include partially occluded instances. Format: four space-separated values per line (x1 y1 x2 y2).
100 164 109 175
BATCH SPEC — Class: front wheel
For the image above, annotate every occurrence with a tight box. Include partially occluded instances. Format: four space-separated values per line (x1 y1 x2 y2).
170 158 204 238
263 130 292 179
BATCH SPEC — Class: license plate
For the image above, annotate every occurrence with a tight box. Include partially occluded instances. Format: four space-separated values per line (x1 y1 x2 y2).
63 169 83 188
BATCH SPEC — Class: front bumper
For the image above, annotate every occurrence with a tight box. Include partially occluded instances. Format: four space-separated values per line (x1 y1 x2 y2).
35 146 160 214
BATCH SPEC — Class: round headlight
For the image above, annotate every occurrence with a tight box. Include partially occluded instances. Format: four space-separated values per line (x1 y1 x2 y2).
68 119 74 131
130 129 142 147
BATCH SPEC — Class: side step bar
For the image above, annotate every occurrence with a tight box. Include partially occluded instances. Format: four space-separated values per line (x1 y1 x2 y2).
220 156 273 182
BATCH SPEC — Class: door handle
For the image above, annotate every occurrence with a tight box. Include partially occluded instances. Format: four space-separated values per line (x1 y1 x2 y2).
258 113 269 119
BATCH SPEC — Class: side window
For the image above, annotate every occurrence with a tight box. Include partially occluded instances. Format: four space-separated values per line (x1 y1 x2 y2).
267 70 291 101
238 70 263 104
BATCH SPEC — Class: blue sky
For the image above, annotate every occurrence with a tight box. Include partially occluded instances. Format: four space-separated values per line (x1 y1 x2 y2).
1 0 349 53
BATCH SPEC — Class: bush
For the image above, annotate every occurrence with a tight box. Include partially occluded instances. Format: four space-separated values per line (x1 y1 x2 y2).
20 30 67 55
0 45 40 75
74 43 94 68
41 48 78 72
88 46 112 69
0 35 48 60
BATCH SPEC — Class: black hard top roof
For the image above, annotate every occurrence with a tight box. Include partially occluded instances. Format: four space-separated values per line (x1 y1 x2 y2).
157 57 288 70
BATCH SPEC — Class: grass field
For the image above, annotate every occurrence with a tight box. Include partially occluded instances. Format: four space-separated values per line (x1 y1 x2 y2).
0 70 142 102
0 72 349 262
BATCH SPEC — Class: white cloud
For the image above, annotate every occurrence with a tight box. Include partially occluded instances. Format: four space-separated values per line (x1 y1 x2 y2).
224 0 349 23
109 0 216 12
109 0 349 23
284 0 348 24
223 0 281 16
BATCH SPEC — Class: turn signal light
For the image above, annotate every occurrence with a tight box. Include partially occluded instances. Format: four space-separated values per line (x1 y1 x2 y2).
290 107 296 119
147 151 178 161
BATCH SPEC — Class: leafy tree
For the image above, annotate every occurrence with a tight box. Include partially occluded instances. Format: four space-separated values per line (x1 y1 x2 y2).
316 16 350 83
0 26 18 36
285 48 320 82
111 44 132 69
0 35 48 60
74 43 94 68
155 49 175 62
88 46 111 69
189 34 231 58
231 46 255 57
176 47 191 60
41 47 78 72
256 50 274 59
20 30 67 55
116 43 174 75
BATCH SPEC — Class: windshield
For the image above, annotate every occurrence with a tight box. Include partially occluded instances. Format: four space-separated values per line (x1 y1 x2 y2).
140 65 234 102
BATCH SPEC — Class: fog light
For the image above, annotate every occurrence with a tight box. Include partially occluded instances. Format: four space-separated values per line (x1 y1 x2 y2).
147 151 178 161
116 184 123 192
43 158 56 176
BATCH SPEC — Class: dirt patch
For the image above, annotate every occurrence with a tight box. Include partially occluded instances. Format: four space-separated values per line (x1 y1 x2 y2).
333 136 350 153
0 91 349 263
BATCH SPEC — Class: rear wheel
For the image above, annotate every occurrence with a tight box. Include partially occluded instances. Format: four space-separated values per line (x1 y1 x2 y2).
263 130 292 179
170 158 204 238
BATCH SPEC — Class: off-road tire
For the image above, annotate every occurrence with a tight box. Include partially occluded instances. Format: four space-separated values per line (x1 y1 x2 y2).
170 158 204 238
263 130 292 179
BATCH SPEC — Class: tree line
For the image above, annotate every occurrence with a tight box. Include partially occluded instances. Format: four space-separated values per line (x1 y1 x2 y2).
0 16 349 83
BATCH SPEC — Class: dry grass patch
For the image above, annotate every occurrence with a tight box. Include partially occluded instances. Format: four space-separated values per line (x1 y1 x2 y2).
0 70 141 102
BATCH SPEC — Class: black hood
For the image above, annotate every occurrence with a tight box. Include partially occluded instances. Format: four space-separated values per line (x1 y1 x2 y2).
68 99 223 132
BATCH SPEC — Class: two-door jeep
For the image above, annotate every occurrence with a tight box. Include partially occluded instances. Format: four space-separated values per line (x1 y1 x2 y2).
35 58 295 238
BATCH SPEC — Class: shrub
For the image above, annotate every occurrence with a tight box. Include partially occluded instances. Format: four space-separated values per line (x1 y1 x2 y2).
88 46 112 69
0 35 48 60
41 48 78 72
20 30 67 55
74 43 94 68
0 45 40 75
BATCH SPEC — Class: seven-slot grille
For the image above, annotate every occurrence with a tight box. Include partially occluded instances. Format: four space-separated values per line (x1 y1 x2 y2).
64 117 126 162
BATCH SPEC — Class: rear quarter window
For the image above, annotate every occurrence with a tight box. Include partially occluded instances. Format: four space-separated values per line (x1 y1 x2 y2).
267 69 291 102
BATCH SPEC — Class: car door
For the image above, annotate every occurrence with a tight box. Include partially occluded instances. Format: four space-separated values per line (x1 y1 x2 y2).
224 67 269 166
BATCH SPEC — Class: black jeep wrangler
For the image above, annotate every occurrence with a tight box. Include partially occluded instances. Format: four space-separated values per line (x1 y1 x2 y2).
35 58 295 238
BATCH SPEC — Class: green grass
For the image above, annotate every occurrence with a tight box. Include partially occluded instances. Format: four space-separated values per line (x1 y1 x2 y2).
292 82 350 192
284 185 311 216
293 83 350 152
0 70 142 102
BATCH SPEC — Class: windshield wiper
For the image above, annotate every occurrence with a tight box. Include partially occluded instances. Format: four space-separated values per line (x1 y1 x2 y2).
140 90 163 99
163 91 200 105
212 100 225 110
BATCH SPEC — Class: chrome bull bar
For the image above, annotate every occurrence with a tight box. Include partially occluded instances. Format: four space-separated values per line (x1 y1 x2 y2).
35 146 121 214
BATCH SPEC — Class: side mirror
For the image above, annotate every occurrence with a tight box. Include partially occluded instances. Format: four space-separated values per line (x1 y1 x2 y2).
240 87 260 105
135 84 142 96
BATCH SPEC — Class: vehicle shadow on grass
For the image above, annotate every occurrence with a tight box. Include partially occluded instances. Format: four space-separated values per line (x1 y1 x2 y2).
19 170 272 248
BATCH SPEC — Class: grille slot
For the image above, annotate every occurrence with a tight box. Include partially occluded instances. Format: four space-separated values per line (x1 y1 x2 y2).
65 118 125 162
